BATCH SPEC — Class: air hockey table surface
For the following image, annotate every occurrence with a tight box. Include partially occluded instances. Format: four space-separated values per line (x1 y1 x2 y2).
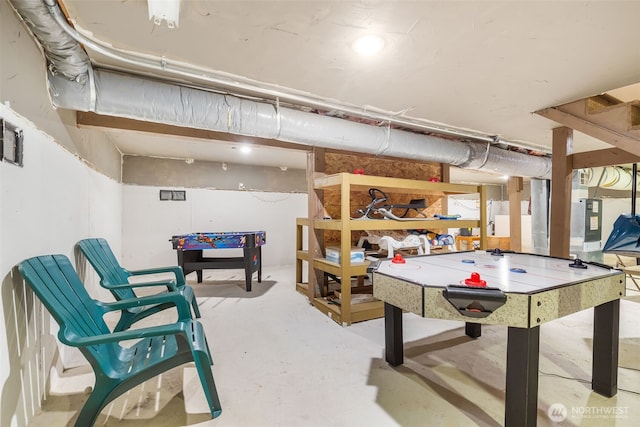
375 250 618 294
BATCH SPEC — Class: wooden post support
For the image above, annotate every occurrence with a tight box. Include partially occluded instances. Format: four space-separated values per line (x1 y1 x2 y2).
340 173 352 325
307 148 326 301
508 177 523 252
440 163 451 183
479 185 488 250
549 127 573 258
441 163 451 216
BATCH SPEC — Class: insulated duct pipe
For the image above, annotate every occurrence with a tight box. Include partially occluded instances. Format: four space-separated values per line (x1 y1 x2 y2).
11 0 553 178
586 167 637 190
49 69 552 177
9 0 90 81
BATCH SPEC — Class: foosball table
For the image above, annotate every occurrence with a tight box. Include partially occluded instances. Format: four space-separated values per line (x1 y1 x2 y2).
170 231 266 291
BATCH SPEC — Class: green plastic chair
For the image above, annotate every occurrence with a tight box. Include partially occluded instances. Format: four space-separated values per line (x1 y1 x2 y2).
76 238 200 331
18 254 222 427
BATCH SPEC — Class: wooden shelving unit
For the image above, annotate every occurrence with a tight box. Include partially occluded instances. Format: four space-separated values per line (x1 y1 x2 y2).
297 172 487 325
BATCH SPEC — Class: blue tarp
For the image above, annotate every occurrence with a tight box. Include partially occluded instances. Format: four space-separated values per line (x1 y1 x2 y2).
602 214 640 256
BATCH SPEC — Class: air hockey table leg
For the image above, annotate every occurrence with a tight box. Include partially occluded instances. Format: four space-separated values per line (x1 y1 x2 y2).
384 302 404 366
465 322 481 338
505 325 539 427
592 299 620 397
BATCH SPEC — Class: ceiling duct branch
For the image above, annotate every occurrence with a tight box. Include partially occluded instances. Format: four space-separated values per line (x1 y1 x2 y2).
10 0 552 179
9 0 90 81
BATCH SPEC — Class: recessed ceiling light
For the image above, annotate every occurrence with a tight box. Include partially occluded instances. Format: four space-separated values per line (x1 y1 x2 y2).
352 34 385 56
240 145 252 154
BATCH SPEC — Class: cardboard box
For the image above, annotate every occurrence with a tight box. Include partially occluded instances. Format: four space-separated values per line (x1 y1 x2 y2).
325 246 365 264
487 236 510 250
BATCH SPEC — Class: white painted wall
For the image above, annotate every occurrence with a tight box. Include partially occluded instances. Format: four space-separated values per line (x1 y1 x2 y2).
0 104 122 427
121 185 307 272
448 196 534 250
0 104 308 427
1 1 122 180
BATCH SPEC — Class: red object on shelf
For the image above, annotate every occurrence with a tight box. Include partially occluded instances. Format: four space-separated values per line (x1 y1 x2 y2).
429 177 440 182
354 169 365 175
391 253 406 264
464 272 487 287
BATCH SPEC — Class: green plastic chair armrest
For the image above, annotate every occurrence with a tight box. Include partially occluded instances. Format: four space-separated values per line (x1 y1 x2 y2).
127 266 186 286
60 321 190 347
96 292 192 320
105 279 178 292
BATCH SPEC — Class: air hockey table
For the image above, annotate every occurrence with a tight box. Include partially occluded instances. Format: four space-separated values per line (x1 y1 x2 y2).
372 250 625 427
170 231 265 291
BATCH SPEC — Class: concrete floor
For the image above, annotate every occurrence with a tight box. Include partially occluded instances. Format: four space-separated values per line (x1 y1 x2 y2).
28 265 640 427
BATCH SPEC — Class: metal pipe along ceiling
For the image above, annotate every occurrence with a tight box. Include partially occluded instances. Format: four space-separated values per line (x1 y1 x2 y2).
12 0 553 179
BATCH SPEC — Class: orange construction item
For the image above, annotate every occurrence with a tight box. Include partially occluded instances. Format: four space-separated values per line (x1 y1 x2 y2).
391 253 406 264
464 272 487 287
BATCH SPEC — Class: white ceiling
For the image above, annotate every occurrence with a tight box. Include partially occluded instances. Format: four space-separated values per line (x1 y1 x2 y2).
59 0 640 184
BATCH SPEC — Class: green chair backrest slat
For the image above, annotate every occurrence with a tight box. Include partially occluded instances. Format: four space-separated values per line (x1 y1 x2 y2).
77 238 134 300
18 255 118 364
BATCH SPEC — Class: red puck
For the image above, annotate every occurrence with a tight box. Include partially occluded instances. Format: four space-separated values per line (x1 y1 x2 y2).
391 254 406 264
464 272 486 287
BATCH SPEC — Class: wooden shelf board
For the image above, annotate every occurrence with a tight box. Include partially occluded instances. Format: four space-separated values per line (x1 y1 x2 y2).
296 250 308 261
315 173 480 194
351 302 385 323
312 297 385 325
347 219 480 230
313 258 370 276
296 282 308 295
313 218 479 230
312 219 342 230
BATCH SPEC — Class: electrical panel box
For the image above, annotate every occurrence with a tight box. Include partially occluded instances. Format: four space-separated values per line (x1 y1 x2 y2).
583 198 602 243
570 198 603 260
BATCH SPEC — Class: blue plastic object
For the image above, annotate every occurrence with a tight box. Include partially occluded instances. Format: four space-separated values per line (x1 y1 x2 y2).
602 214 640 256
